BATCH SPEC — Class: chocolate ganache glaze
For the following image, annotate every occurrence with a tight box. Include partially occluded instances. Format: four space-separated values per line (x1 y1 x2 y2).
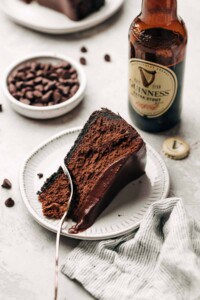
38 109 146 233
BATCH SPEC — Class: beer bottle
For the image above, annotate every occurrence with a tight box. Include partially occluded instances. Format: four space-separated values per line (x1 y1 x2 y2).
129 0 187 132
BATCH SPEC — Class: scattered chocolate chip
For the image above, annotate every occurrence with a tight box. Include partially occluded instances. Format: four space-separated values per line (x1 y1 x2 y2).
118 214 122 217
81 46 88 53
1 179 12 189
0 104 2 112
80 57 87 65
104 54 111 62
5 198 15 208
37 173 43 179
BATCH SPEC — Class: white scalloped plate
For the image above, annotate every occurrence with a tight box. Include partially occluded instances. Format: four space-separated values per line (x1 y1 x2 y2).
0 0 125 34
20 127 170 240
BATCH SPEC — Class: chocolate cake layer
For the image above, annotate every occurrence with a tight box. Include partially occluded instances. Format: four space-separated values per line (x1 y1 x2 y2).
22 0 105 21
39 109 146 233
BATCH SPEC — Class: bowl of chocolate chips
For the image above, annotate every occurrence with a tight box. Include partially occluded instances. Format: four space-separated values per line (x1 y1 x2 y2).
3 53 86 119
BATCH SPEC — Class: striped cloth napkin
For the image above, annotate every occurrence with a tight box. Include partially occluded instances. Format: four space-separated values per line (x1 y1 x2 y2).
61 198 200 300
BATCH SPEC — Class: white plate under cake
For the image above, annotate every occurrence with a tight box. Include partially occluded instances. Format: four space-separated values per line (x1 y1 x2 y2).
0 0 125 34
20 110 170 240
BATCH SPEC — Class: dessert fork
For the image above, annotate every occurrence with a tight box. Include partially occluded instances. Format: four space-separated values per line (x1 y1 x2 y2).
54 163 74 300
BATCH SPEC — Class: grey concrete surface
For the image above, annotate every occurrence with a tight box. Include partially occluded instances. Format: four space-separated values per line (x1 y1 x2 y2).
0 0 199 299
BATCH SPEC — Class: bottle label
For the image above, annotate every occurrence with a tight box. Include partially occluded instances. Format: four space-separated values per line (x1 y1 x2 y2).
129 59 178 118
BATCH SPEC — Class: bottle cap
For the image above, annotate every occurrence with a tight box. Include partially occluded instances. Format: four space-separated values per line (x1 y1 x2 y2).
162 137 190 160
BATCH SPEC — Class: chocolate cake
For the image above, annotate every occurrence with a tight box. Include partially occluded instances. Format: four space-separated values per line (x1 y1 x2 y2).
38 109 146 233
22 0 105 21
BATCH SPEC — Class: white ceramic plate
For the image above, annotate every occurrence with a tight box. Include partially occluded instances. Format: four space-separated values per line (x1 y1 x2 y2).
0 0 125 34
20 127 170 240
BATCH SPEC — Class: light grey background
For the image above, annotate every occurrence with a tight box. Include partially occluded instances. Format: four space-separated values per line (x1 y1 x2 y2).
0 0 199 299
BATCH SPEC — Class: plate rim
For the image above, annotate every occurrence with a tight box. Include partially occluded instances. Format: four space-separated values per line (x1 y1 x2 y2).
19 127 170 240
0 0 125 34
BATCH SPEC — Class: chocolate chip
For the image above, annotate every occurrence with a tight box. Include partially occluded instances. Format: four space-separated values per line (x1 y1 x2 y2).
68 68 76 74
81 46 88 53
44 81 56 92
36 70 43 76
35 84 44 92
20 99 31 105
55 68 64 76
70 85 79 96
104 54 111 62
26 91 34 100
25 80 34 87
42 91 53 103
8 60 80 107
0 104 2 112
62 72 71 79
33 103 44 107
80 57 87 65
37 173 43 179
44 64 52 71
58 86 70 96
1 179 12 189
34 77 43 84
5 198 15 208
53 90 61 103
26 73 35 80
9 84 16 94
13 92 22 100
60 62 71 69
48 73 58 80
71 73 78 79
33 90 43 98
30 62 37 70
8 76 14 84
16 81 24 90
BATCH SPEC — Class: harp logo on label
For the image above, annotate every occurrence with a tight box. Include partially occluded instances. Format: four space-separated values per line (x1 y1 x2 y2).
129 59 178 118
139 67 157 87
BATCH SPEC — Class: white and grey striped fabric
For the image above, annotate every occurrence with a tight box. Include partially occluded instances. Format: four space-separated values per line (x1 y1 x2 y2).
62 198 200 300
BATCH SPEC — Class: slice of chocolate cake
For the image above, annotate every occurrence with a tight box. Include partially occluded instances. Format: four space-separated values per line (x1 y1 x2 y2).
38 109 146 233
22 0 105 21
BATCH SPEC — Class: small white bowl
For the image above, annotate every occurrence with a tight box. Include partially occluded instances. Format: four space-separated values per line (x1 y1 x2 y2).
2 53 87 119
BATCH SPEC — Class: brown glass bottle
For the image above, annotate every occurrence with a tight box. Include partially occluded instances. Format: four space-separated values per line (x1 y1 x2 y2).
128 0 187 132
